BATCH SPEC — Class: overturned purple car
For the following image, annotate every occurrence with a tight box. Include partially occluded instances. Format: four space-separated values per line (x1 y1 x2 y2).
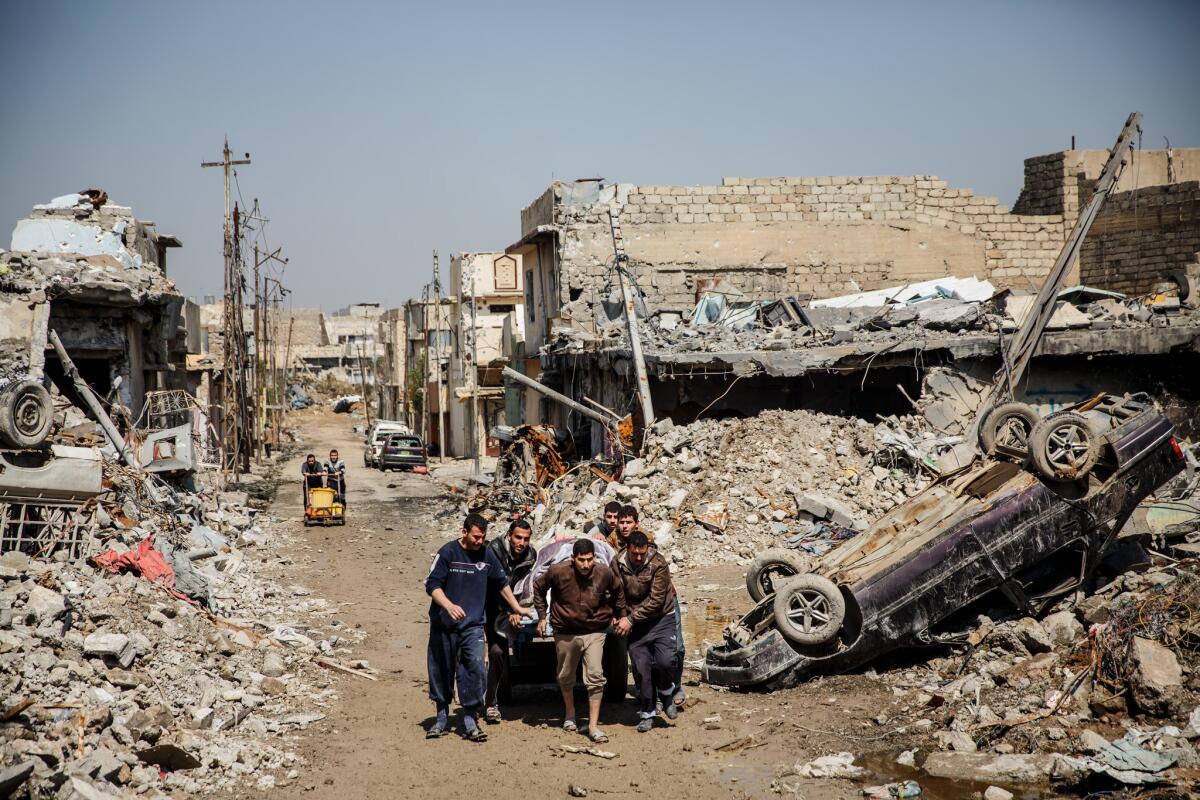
703 394 1187 689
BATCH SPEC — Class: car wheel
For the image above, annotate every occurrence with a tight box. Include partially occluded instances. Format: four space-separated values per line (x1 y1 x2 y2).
601 634 628 702
1029 411 1100 481
772 574 845 646
0 380 53 449
746 549 815 602
979 401 1040 456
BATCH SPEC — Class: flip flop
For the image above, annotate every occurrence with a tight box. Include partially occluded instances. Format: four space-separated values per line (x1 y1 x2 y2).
464 727 488 742
589 728 609 743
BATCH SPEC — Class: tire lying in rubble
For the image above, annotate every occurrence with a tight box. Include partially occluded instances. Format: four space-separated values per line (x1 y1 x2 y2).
0 380 53 449
1028 411 1100 481
746 549 815 602
772 574 846 646
979 401 1040 456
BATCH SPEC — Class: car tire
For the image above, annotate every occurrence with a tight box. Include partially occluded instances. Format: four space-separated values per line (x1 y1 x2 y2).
0 380 54 449
772 574 845 646
1029 411 1100 481
746 549 815 603
979 401 1040 456
601 634 628 702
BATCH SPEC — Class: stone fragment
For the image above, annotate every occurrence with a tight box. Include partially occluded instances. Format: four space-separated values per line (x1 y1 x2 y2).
1013 617 1053 654
1041 610 1083 648
262 651 286 677
83 633 136 668
25 585 66 623
921 752 1059 784
1129 636 1184 715
983 788 1013 800
664 489 688 510
0 761 36 798
935 730 977 752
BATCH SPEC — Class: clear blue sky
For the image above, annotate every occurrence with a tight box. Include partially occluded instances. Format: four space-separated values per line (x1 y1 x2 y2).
3 0 1198 311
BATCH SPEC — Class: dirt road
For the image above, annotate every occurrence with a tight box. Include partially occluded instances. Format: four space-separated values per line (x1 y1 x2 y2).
255 409 934 800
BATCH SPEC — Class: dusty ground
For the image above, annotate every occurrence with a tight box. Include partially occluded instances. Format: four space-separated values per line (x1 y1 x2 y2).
239 408 997 800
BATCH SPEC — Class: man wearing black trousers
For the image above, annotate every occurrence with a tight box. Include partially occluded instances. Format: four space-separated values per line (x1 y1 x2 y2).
425 514 531 741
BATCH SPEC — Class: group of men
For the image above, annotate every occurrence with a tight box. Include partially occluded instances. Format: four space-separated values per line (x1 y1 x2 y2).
301 450 347 505
423 501 684 743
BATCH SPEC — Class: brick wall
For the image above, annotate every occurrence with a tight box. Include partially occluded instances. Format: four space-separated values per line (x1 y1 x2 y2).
1080 182 1200 295
545 176 1068 313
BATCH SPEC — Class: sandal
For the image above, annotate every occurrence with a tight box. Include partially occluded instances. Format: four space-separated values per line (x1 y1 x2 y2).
562 718 578 733
589 728 609 743
464 726 488 742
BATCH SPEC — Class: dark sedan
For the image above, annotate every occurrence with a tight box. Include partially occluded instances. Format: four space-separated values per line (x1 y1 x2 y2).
704 395 1187 689
379 434 427 471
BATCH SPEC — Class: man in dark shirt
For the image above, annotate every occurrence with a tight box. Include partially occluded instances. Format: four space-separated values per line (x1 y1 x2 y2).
425 513 531 741
533 538 626 743
483 518 537 723
301 454 324 510
324 449 346 505
614 531 681 731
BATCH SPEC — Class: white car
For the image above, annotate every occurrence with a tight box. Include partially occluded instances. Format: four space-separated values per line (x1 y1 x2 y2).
364 421 411 467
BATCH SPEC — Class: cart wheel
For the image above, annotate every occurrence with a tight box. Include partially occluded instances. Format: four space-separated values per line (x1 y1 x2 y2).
1029 412 1099 481
772 574 845 646
979 401 1040 456
746 549 815 602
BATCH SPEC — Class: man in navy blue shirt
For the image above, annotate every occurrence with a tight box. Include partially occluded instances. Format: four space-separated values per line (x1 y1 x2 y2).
425 513 531 741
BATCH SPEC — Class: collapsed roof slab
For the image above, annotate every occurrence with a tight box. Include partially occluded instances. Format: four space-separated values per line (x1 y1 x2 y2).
545 324 1200 380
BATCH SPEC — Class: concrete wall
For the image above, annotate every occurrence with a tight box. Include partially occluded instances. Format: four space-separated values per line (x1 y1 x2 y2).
1080 181 1200 295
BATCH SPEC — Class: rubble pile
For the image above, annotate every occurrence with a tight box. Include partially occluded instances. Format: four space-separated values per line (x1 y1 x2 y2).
544 277 1200 357
0 466 361 798
518 410 940 566
879 559 1200 791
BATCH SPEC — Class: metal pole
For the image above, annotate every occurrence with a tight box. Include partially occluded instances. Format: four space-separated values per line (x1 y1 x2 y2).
501 367 616 429
469 259 481 478
618 268 654 433
433 251 448 463
49 331 137 467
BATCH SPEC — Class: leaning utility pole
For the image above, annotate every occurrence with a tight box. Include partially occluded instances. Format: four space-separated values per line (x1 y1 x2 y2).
356 341 373 430
432 251 448 462
202 140 251 476
608 208 654 440
420 287 432 446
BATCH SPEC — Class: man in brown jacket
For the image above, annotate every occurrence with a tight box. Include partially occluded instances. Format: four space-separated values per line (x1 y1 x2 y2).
533 538 626 743
613 530 680 731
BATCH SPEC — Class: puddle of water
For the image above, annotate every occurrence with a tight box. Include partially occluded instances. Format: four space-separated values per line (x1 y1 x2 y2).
857 752 1057 800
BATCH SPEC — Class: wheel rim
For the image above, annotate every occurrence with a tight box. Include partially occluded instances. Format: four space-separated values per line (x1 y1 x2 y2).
1045 423 1092 470
784 589 832 635
995 415 1032 449
13 393 44 437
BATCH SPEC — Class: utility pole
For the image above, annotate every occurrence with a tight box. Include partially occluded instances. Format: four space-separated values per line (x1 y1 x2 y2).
202 139 251 477
608 208 654 442
420 287 431 447
433 251 448 462
468 257 481 478
251 243 286 463
357 341 373 429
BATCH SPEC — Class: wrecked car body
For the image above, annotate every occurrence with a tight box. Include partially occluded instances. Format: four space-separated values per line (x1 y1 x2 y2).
703 395 1187 689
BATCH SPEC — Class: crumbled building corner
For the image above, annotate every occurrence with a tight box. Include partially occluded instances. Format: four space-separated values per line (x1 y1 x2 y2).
0 193 364 798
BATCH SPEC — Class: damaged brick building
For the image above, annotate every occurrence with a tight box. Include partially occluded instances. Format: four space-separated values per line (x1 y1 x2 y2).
504 145 1200 454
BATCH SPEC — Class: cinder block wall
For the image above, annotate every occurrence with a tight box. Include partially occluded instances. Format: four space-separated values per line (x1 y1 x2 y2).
542 177 1068 313
1080 182 1200 295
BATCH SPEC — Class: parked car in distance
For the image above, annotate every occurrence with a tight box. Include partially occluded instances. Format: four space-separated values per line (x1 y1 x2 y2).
364 421 411 467
379 433 427 471
703 393 1186 690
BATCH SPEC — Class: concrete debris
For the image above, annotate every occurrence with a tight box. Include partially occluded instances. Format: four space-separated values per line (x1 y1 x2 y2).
794 752 864 778
0 448 358 796
471 409 938 569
